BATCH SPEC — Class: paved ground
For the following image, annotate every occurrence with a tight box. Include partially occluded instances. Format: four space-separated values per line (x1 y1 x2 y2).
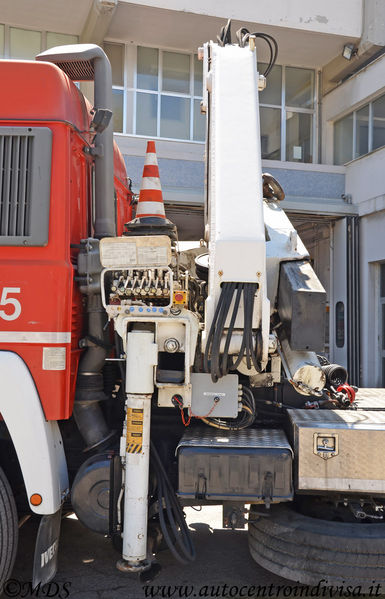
11 506 382 599
11 506 295 599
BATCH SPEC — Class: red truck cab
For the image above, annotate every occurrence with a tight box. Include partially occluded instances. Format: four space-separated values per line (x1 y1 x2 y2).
0 58 132 420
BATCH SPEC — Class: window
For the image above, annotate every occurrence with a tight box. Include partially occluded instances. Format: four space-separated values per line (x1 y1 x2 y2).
335 301 345 349
10 28 41 59
104 43 316 155
334 113 353 165
0 24 78 60
259 63 316 162
104 43 205 141
373 95 385 151
334 92 385 164
380 264 385 385
46 32 78 50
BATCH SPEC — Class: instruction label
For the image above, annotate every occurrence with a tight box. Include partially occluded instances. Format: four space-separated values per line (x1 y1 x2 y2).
101 241 137 267
42 347 66 370
137 246 168 266
126 407 144 454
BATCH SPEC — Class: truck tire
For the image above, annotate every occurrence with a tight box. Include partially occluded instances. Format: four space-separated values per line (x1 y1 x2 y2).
0 466 18 586
248 504 385 590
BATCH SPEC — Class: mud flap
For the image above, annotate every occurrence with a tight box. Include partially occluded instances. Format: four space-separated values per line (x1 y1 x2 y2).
32 507 62 587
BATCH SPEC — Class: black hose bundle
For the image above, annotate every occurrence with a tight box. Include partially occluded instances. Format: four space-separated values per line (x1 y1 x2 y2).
204 282 262 383
150 442 195 564
235 28 278 77
217 18 232 46
215 20 278 77
201 385 257 430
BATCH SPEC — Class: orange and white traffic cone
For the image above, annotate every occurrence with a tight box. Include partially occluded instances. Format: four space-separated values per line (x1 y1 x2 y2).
125 141 176 238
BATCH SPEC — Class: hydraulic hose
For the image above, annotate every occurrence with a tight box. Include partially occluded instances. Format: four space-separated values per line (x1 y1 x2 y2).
216 20 278 78
151 442 195 564
204 282 262 382
202 385 257 431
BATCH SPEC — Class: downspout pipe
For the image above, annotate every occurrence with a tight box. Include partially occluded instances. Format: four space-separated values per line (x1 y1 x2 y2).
36 43 116 238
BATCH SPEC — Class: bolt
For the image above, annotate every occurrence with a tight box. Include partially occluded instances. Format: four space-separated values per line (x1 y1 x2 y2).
218 270 223 276
164 338 180 353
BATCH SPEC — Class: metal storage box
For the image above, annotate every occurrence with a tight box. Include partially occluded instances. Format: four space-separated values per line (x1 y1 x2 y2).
177 428 293 503
289 409 385 494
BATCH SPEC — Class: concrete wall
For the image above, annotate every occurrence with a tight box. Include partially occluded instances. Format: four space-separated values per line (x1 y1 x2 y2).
345 146 385 214
121 0 363 37
322 54 385 164
358 210 385 386
118 133 347 211
321 51 385 385
344 147 385 386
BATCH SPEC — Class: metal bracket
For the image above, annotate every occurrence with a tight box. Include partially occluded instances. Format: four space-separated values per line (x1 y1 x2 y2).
222 502 246 529
84 144 104 157
195 473 207 500
76 238 102 295
262 471 273 509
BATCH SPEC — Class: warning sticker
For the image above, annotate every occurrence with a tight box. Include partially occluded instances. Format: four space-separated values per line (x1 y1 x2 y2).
42 347 66 371
126 407 143 454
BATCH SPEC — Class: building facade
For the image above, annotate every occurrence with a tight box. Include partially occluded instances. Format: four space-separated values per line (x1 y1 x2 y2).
1 0 385 386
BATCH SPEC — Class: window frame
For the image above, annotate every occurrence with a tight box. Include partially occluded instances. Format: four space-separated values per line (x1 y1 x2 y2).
259 63 319 163
106 40 319 158
379 263 385 386
333 92 385 165
105 41 205 143
0 23 78 60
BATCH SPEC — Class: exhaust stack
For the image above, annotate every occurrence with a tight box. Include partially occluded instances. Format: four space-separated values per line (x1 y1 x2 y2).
36 43 115 238
36 44 116 449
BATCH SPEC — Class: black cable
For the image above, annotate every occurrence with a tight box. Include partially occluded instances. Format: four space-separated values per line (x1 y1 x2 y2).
231 284 248 370
204 385 257 430
204 283 262 381
203 285 225 374
231 283 261 373
235 27 278 77
150 442 195 564
244 284 253 370
205 282 236 382
211 282 235 381
215 21 278 76
246 283 261 372
217 18 232 46
221 283 243 376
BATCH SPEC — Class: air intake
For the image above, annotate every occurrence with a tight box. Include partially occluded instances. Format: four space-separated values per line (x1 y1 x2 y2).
54 60 94 81
0 127 52 246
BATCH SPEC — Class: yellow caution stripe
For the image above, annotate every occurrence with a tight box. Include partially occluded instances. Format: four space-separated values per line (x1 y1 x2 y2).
126 407 144 453
126 442 143 454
